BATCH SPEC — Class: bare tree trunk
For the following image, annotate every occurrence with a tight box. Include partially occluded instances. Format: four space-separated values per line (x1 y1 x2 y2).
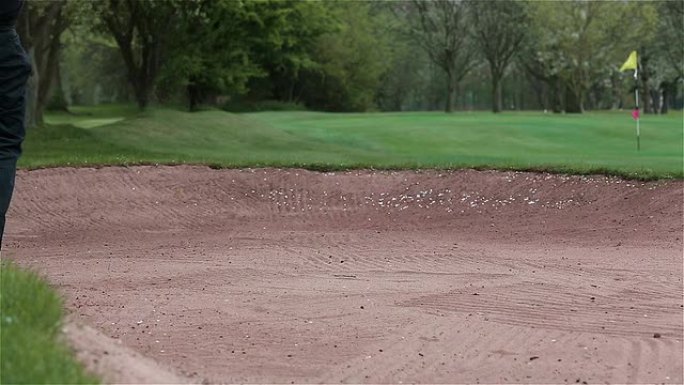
639 49 656 114
133 81 149 110
103 2 167 111
647 89 659 114
660 81 674 114
610 74 621 110
445 84 454 113
642 81 651 114
550 76 563 113
187 83 200 112
445 70 454 113
36 23 62 119
492 75 502 113
16 1 67 128
51 60 70 112
564 85 583 113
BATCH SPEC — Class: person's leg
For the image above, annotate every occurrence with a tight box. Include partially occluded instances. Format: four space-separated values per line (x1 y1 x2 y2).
0 164 16 251
0 29 31 252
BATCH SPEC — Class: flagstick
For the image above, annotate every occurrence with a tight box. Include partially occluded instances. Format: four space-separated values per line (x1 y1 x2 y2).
634 68 640 151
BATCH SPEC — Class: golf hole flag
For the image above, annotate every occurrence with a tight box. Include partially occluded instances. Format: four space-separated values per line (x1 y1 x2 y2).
620 51 638 72
620 51 640 151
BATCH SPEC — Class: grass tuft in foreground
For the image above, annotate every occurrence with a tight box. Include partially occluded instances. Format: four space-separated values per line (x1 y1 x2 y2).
0 261 98 384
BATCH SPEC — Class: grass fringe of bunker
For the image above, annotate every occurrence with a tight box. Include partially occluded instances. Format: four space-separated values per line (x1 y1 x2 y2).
159 161 684 181
19 160 680 182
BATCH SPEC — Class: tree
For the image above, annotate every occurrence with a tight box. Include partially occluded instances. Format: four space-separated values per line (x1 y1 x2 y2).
644 0 684 114
92 0 179 110
250 0 331 104
17 0 70 127
58 29 130 106
657 0 684 80
159 0 335 112
468 0 528 113
403 0 476 112
376 38 427 111
157 0 265 111
527 1 657 113
298 1 392 111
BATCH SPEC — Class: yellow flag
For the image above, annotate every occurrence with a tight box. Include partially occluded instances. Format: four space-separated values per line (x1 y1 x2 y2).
620 51 638 72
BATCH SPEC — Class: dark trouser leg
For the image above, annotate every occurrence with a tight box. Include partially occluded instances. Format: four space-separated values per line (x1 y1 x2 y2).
0 29 31 251
0 165 16 250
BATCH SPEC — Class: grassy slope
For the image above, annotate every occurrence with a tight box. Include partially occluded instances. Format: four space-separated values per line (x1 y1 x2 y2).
22 106 683 179
249 110 683 178
0 261 98 384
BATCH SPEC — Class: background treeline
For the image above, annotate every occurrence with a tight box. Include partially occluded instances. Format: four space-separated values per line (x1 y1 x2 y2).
17 0 684 127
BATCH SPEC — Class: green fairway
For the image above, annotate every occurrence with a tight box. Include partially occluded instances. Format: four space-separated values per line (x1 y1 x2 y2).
23 106 683 179
0 261 98 384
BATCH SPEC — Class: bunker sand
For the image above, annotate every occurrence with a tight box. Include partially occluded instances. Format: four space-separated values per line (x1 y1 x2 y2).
7 166 683 384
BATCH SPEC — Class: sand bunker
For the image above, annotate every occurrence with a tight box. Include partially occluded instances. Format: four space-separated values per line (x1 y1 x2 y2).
6 166 683 384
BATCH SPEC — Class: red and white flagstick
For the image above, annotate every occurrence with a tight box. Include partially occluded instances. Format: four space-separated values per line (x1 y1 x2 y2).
634 67 640 151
